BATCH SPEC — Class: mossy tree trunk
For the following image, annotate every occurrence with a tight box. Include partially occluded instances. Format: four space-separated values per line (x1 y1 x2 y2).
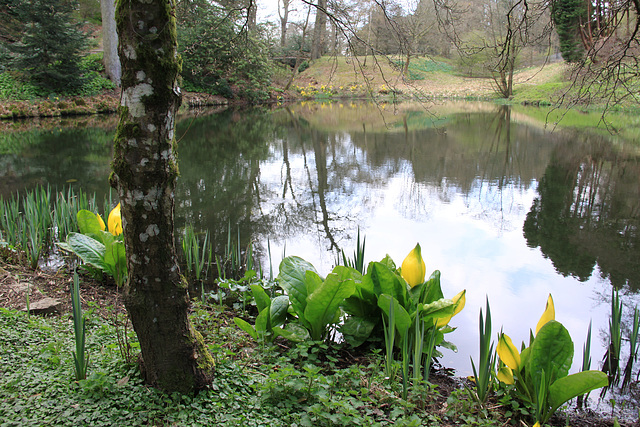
112 0 214 393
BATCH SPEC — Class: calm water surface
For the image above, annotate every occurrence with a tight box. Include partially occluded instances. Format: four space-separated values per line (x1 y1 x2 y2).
2 101 639 377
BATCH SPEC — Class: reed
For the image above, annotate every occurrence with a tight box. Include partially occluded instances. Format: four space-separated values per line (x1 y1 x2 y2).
340 227 366 274
215 223 257 281
469 298 495 406
381 297 398 380
622 306 639 390
71 271 89 380
22 186 52 269
181 224 211 285
52 187 99 241
0 195 22 248
577 320 593 408
602 288 623 390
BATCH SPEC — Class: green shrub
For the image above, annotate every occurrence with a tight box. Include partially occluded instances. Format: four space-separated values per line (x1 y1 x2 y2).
298 61 310 73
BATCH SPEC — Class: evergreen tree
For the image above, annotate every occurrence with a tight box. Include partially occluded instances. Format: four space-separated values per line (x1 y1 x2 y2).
551 0 586 63
9 0 87 93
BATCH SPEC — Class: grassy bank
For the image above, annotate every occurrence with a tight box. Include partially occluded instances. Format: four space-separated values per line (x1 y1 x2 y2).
0 298 629 427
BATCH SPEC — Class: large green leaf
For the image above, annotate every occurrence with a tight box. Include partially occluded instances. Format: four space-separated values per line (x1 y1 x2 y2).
419 298 454 321
529 320 573 385
255 306 270 335
342 267 376 315
378 294 412 337
304 270 323 298
233 317 257 340
278 256 316 320
369 262 408 308
304 266 356 340
340 317 377 347
251 284 271 313
549 371 608 413
275 323 310 342
104 240 127 282
341 283 379 320
412 270 443 305
77 210 104 236
66 232 107 271
270 295 289 328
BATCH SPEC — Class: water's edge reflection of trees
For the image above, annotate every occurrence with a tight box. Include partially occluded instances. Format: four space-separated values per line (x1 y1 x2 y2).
2 103 637 291
524 134 640 290
174 103 639 291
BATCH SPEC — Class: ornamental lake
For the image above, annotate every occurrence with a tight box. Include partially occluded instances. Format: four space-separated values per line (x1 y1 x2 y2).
2 101 639 384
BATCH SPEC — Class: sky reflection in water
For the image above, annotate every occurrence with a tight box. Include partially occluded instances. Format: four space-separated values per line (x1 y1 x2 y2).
247 102 639 375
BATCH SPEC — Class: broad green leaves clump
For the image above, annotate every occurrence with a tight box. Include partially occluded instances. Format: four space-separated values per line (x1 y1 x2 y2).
496 295 608 424
58 206 127 286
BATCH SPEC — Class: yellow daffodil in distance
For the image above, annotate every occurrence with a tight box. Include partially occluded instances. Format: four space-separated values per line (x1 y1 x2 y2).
535 294 555 335
97 214 106 231
436 289 466 328
497 366 514 385
108 203 123 236
401 243 426 288
497 333 521 370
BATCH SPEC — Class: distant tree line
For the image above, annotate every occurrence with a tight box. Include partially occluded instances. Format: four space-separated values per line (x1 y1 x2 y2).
1 0 637 104
0 0 273 100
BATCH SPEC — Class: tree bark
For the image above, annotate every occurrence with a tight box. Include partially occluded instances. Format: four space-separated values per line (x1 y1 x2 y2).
279 0 290 47
247 0 257 32
112 0 214 394
100 0 121 86
310 0 327 60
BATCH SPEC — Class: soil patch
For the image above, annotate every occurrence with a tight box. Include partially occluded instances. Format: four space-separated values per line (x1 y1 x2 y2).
0 260 124 318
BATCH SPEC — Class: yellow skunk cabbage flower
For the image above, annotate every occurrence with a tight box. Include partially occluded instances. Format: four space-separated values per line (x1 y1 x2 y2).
401 243 426 288
97 214 106 231
436 289 466 328
533 423 541 427
535 294 555 335
497 366 514 385
108 203 123 236
497 333 521 370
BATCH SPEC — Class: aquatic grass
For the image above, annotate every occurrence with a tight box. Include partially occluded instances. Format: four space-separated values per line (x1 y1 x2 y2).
22 186 53 268
382 298 398 380
215 223 259 282
602 288 623 390
622 306 639 390
51 187 97 242
0 186 121 272
226 222 241 275
577 320 593 408
469 298 495 406
52 190 76 242
182 224 211 284
0 195 22 248
340 227 366 274
71 271 89 380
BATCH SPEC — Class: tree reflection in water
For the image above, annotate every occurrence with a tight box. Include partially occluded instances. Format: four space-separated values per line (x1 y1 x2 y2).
3 101 640 379
524 133 640 290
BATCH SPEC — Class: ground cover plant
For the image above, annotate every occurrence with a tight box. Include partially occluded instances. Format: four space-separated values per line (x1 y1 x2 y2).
0 187 635 426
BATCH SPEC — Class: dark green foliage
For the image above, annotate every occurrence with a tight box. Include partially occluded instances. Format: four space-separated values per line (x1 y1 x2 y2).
551 0 586 63
177 1 272 101
0 0 25 44
298 61 310 73
6 0 88 93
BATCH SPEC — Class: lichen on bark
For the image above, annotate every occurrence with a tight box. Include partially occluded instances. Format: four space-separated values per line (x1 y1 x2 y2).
112 0 213 394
